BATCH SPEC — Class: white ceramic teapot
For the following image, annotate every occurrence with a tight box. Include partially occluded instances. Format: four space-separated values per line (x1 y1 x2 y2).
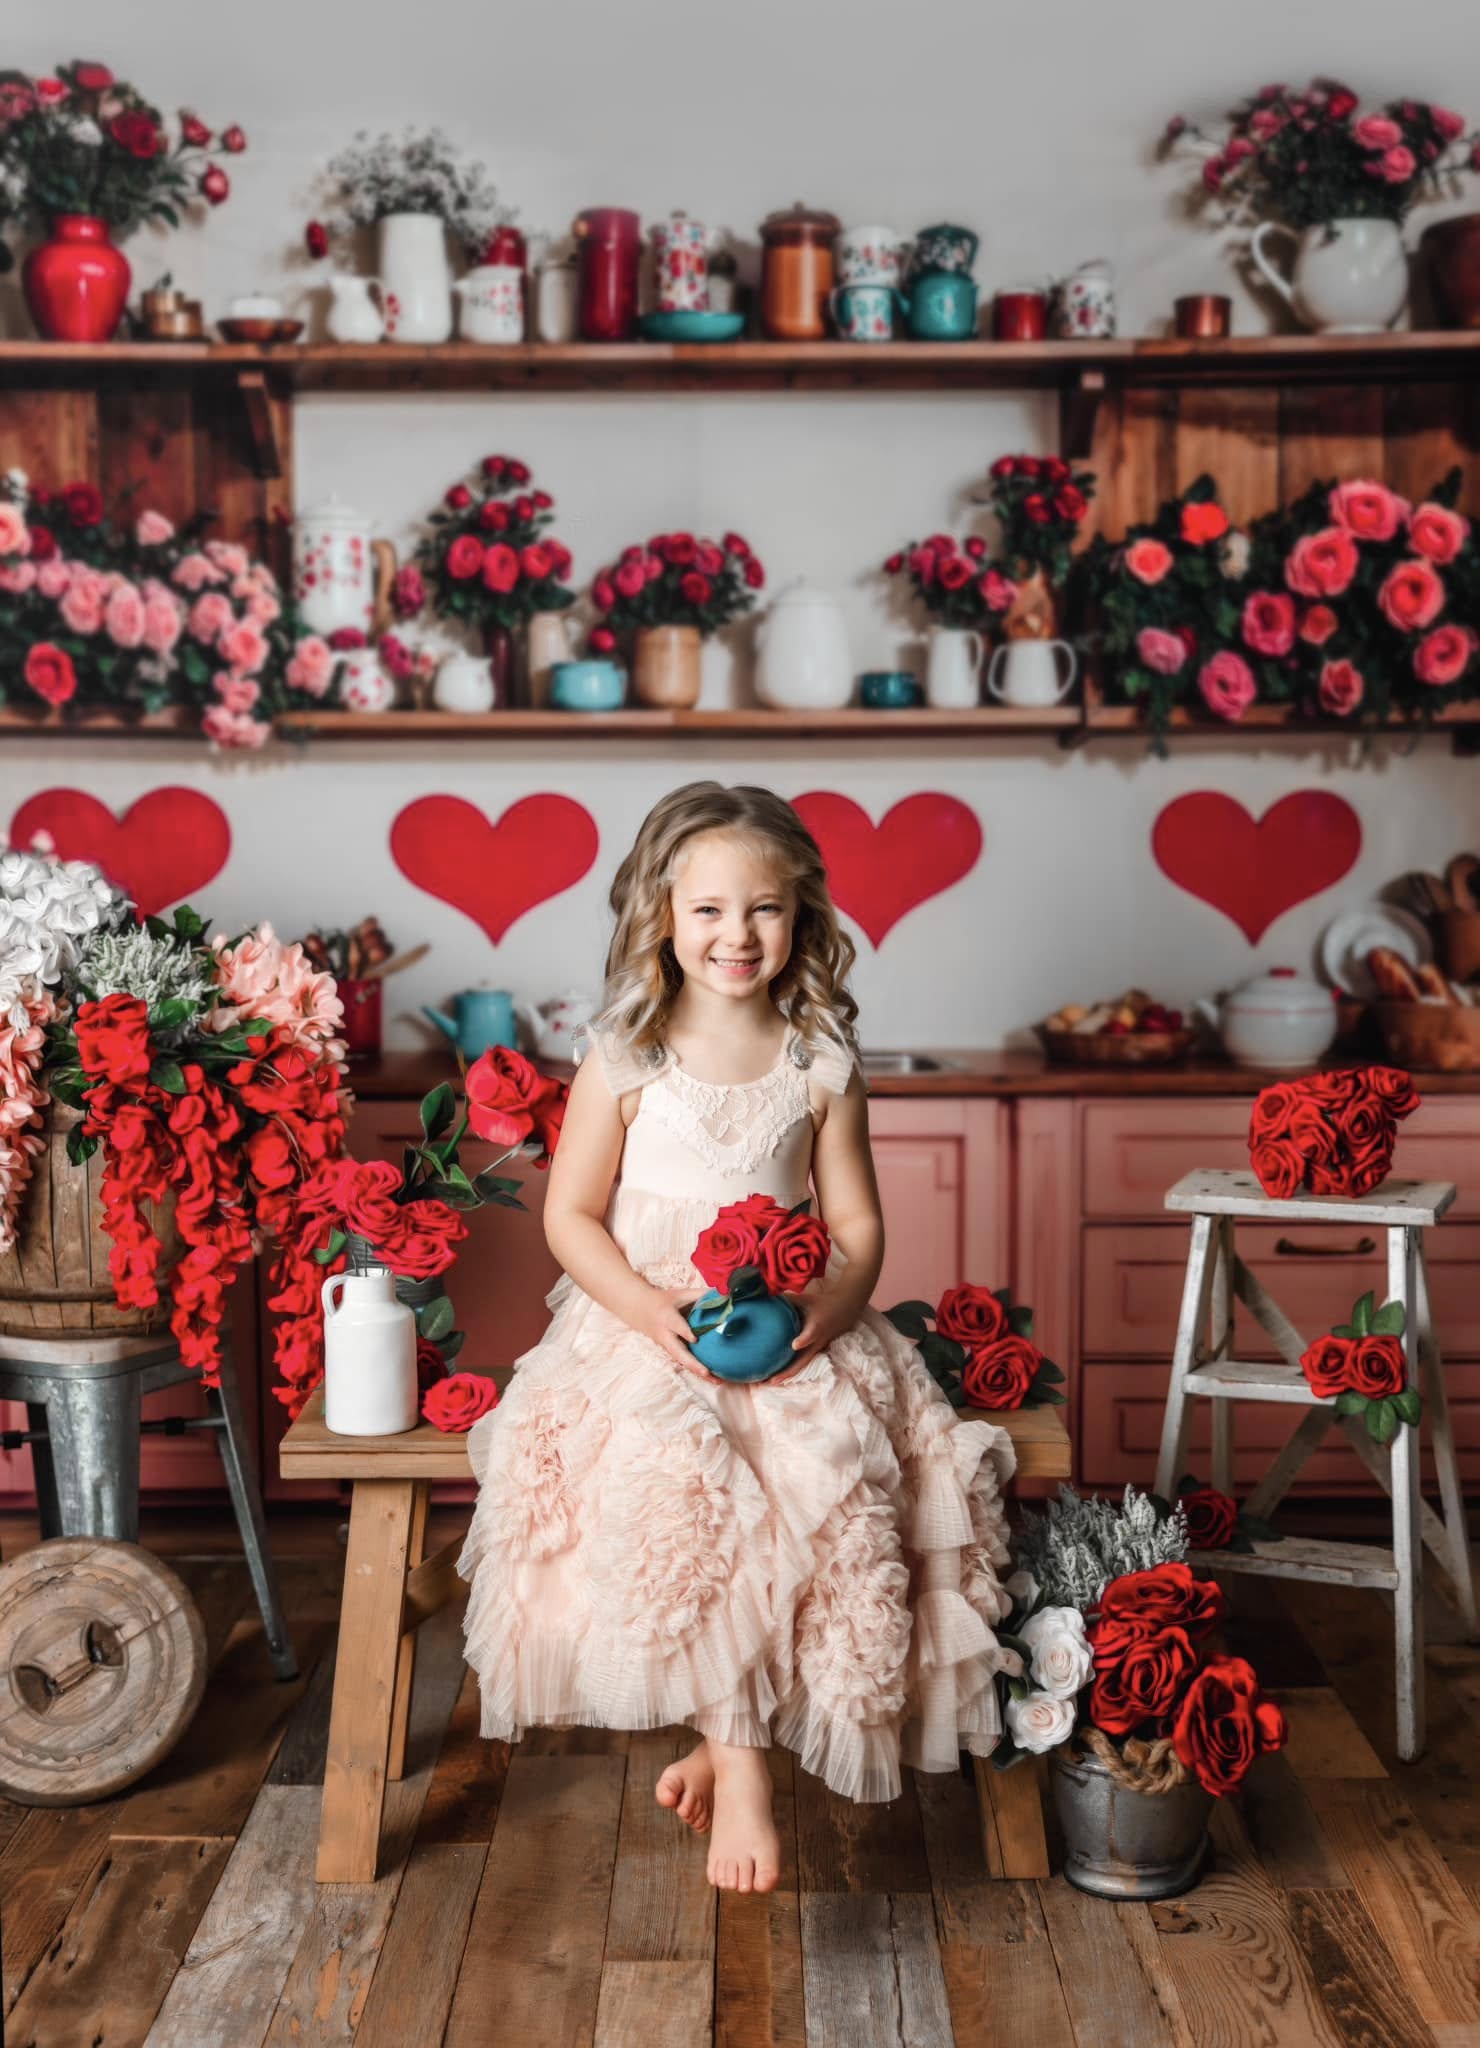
754 580 852 710
535 989 597 1062
293 497 397 641
1196 966 1337 1070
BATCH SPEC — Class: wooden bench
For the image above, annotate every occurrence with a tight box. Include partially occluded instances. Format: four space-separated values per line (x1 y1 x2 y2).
280 1386 1071 1883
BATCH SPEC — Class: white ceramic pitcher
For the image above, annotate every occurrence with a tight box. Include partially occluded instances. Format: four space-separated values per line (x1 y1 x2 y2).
925 625 984 709
378 212 454 343
322 1267 418 1436
324 274 385 344
1251 218 1408 334
987 639 1078 708
293 496 397 641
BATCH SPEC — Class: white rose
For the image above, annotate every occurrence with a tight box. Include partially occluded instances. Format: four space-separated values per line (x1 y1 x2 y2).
1219 527 1251 579
1018 1606 1093 1700
1006 1691 1077 1755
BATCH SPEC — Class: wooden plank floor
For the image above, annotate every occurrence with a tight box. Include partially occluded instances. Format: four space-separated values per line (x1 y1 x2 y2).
0 1504 1476 2048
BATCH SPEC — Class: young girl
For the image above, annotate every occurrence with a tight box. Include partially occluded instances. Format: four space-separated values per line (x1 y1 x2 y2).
459 782 1015 1893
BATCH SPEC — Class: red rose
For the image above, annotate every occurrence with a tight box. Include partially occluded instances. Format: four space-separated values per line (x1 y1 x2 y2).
694 1216 762 1293
109 110 162 159
422 1371 499 1433
533 490 554 512
614 561 647 600
723 532 751 557
23 642 77 707
181 113 212 148
465 1046 564 1152
201 165 230 206
936 1283 1009 1348
1378 557 1444 634
990 457 1019 478
757 1211 831 1294
513 496 534 522
520 544 554 579
506 461 531 485
482 544 520 593
1088 1623 1200 1735
342 1159 406 1248
1181 500 1230 545
245 1125 297 1192
883 552 904 573
1328 88 1358 120
1249 1136 1304 1199
724 1192 790 1237
222 124 246 152
1241 591 1297 657
1053 484 1088 522
482 455 508 479
1180 1484 1239 1550
1094 1561 1224 1641
478 501 510 534
1339 1091 1393 1157
443 484 472 512
1017 459 1043 479
63 482 103 527
27 525 56 561
664 534 698 566
1364 1066 1419 1119
937 557 972 590
383 1202 466 1280
680 571 712 606
1044 457 1071 484
743 559 765 589
589 626 616 653
75 993 154 1086
1300 1333 1353 1398
1172 1655 1286 1796
305 219 329 259
964 536 987 559
416 1337 448 1395
1349 1334 1406 1399
1023 494 1052 524
328 626 367 651
697 545 724 576
961 1335 1039 1410
72 62 115 91
592 575 617 612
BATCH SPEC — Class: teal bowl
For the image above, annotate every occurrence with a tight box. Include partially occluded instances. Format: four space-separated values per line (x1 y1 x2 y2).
860 669 922 708
550 659 627 711
687 1291 803 1382
639 310 746 343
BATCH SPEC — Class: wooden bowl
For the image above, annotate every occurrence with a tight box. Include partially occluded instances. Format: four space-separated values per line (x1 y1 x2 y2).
1036 1026 1197 1067
1375 1000 1480 1071
217 317 305 344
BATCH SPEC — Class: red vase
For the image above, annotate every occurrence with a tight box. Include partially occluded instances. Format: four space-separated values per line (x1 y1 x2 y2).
22 215 131 343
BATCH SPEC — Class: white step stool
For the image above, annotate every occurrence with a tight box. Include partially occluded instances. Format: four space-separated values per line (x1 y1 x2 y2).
1154 1168 1477 1762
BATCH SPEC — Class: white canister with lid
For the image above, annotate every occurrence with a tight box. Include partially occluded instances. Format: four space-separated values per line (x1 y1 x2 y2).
1197 967 1337 1070
753 580 852 709
322 1267 418 1435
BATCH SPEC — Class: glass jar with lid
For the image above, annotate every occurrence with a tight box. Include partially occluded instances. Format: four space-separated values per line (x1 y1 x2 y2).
759 202 842 340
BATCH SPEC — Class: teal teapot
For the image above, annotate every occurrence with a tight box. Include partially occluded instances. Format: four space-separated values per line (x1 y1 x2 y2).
421 987 537 1059
896 269 978 340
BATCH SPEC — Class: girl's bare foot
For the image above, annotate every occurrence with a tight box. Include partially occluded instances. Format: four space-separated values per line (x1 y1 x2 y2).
655 1738 715 1834
706 1742 780 1893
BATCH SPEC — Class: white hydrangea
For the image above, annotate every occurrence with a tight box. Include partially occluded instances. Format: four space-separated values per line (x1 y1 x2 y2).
0 850 132 989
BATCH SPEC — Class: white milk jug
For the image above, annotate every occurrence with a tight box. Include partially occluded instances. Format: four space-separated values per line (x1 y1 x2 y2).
322 1267 418 1436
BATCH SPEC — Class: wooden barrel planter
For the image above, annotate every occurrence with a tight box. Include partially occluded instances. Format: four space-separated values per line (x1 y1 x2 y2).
0 1107 180 1341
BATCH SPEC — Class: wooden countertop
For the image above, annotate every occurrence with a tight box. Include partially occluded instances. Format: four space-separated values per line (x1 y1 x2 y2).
344 1049 1480 1100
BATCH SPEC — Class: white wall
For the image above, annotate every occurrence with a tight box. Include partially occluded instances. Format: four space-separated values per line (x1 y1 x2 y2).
5 0 1479 1048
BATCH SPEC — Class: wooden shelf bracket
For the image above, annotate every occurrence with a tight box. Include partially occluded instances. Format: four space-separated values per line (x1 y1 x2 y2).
234 369 283 480
1058 367 1109 461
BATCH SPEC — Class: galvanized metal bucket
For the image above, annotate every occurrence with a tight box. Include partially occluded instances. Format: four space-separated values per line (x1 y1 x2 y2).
1049 1747 1213 1900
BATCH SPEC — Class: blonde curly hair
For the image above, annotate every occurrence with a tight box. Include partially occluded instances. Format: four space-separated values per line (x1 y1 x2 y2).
597 782 859 1066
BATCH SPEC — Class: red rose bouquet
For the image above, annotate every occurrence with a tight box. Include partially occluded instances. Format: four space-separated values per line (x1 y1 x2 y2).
689 1192 830 1331
987 454 1097 590
885 1282 1065 1411
588 530 763 651
412 455 576 639
881 534 1017 633
1300 1288 1420 1443
1248 1065 1418 1201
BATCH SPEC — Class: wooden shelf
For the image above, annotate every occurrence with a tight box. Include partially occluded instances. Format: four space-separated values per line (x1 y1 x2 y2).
273 705 1083 741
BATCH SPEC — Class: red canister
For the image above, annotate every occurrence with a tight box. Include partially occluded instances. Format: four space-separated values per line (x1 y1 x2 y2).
573 207 641 341
992 289 1048 341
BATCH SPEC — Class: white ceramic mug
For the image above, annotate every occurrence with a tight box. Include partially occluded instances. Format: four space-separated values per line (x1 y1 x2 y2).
454 263 523 344
987 639 1078 708
834 225 907 287
925 625 984 709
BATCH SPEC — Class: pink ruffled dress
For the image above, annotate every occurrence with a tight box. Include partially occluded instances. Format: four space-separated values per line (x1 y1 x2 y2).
458 1027 1017 1803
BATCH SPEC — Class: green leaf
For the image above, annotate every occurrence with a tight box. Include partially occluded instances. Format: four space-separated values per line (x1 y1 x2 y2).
1007 1305 1035 1338
1351 1290 1375 1337
1370 1299 1406 1338
420 1081 456 1143
886 1300 934 1338
150 997 193 1029
145 915 171 940
1006 1676 1030 1702
1146 1493 1174 1519
729 1265 766 1301
1034 1356 1064 1383
149 1058 186 1095
1391 1388 1423 1427
242 1016 275 1038
472 1169 523 1200
919 1331 965 1380
1367 1397 1399 1445
173 906 206 940
440 1328 467 1363
1030 1385 1068 1406
417 1295 455 1342
64 1123 98 1166
1335 1390 1368 1417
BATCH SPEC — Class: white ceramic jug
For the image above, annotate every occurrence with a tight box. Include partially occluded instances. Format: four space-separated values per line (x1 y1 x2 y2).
987 638 1078 708
925 624 984 709
294 497 397 641
378 212 454 344
1251 218 1408 334
322 1267 418 1436
337 648 397 712
324 274 385 344
454 263 524 343
433 652 496 713
754 581 852 709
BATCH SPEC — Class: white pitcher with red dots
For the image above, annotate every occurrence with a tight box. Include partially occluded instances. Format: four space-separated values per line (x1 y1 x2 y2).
293 496 398 641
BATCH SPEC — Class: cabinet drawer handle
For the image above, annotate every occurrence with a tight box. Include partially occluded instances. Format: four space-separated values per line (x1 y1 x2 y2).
1273 1235 1377 1258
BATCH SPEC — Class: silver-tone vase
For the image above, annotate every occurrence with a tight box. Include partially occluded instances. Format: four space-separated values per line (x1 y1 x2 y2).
343 1230 448 1321
1049 1747 1212 1900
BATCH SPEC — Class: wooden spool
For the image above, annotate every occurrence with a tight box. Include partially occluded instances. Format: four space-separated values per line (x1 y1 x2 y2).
0 1105 179 1339
0 1538 206 1805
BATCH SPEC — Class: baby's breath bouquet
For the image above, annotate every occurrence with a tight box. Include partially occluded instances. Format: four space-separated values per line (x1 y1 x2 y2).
307 128 506 261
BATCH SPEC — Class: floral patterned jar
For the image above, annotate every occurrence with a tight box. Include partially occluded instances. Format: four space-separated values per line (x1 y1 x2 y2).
651 211 709 313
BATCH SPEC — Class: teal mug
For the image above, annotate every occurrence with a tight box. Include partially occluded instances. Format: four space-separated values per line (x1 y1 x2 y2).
898 271 978 340
860 669 922 708
829 282 894 341
913 221 979 275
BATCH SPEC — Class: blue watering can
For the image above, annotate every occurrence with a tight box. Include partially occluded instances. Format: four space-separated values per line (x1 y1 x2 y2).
421 988 537 1059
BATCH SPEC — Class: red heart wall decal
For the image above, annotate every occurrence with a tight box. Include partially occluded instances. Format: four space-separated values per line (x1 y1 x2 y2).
1152 791 1362 943
9 788 232 919
791 792 983 947
391 794 599 944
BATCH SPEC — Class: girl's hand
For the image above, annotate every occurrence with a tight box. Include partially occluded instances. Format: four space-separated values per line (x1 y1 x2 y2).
636 1285 713 1378
766 1287 857 1382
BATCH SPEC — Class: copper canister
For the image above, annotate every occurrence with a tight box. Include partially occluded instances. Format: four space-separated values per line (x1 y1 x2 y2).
759 202 842 340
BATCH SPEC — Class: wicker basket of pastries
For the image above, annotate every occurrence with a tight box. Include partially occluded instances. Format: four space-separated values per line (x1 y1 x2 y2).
1367 946 1480 1071
1036 990 1196 1066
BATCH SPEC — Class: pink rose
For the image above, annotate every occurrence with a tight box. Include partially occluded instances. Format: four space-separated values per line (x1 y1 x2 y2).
219 618 269 675
1354 115 1403 150
1432 106 1467 142
1136 627 1189 675
135 510 175 547
1408 501 1470 564
246 588 281 627
202 705 267 749
1298 604 1339 646
205 540 250 577
173 551 224 592
1328 480 1405 542
189 592 235 644
59 579 105 635
980 569 1016 612
37 558 71 600
1378 557 1445 632
0 503 30 556
143 589 184 654
1377 145 1417 183
104 583 146 648
1198 650 1256 721
286 635 335 698
0 561 37 594
1125 538 1173 585
1248 108 1283 140
1240 591 1296 657
215 674 262 713
1413 625 1474 687
1318 658 1364 714
1285 526 1359 599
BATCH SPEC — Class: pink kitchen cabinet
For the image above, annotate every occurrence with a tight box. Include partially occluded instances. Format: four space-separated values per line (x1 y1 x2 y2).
867 1097 1011 1312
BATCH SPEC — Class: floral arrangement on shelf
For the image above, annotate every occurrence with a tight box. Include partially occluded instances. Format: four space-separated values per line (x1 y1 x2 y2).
305 126 505 262
588 531 764 652
1248 1065 1418 1200
995 1487 1288 1796
987 455 1097 591
686 1192 831 1379
885 1283 1065 1410
1245 473 1480 723
0 473 329 747
1151 1474 1284 1555
408 455 574 646
0 60 243 268
1165 80 1479 229
1300 1290 1420 1443
881 534 1016 633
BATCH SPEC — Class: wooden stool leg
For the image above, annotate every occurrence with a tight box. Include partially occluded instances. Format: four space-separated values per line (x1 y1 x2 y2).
1390 1227 1424 1762
387 1481 430 1782
974 1754 1050 1879
1210 1218 1236 1494
209 1355 298 1681
317 1478 418 1883
1155 1213 1217 1502
1416 1243 1477 1639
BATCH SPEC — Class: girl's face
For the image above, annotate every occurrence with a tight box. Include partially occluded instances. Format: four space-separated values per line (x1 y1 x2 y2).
668 831 796 1002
